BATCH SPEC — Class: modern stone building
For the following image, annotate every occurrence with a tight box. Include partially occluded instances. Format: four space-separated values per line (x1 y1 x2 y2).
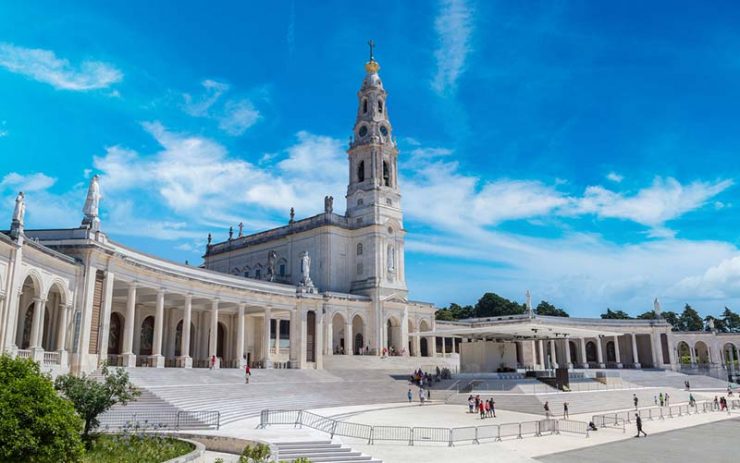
0 50 738 380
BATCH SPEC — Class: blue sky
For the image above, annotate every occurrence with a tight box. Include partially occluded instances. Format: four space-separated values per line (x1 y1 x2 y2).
1 0 740 317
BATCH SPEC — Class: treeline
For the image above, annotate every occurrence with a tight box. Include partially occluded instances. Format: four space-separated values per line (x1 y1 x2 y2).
435 292 740 333
434 292 568 321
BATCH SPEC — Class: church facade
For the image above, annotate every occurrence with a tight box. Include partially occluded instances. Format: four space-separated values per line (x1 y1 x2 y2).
0 50 738 380
0 52 440 375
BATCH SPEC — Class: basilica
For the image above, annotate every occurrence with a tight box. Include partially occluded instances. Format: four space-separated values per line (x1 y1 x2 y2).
0 50 738 380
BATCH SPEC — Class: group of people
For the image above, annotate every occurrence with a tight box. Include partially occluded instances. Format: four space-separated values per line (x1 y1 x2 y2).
713 396 730 411
409 367 441 387
648 392 672 407
407 387 431 404
542 401 568 419
467 395 496 419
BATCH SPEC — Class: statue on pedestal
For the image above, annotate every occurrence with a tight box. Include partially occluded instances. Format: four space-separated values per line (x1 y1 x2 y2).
298 251 316 293
81 175 101 231
12 191 25 226
653 298 662 318
267 250 277 282
324 196 334 214
526 290 533 318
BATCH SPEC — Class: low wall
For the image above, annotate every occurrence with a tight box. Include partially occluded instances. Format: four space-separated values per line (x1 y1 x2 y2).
324 354 459 371
176 433 261 455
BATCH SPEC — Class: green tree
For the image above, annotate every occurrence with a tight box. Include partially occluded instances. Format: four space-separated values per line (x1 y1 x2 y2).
239 443 311 463
0 356 84 462
721 306 740 332
600 308 632 319
474 292 526 318
661 311 680 331
55 365 139 441
435 308 454 321
535 301 569 317
678 304 704 332
636 310 657 320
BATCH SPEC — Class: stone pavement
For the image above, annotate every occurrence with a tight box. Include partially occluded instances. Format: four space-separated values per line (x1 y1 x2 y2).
537 417 740 463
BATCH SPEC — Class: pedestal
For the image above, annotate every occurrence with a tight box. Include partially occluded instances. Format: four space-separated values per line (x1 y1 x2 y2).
633 362 641 369
121 353 136 367
263 359 273 369
597 363 606 369
60 350 69 368
150 355 164 368
238 357 248 369
616 363 623 369
177 356 192 368
581 363 590 369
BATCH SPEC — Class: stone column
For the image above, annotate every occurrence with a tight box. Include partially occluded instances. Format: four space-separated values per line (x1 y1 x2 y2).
651 333 661 367
414 332 421 358
325 318 333 356
530 340 537 368
564 339 572 369
631 333 641 368
275 319 283 355
152 289 165 367
596 337 605 368
209 299 219 369
430 335 437 357
401 309 409 356
441 337 447 356
613 335 622 368
654 333 665 367
345 319 353 355
179 294 192 368
580 338 589 369
551 339 560 368
262 306 272 368
98 271 115 359
289 308 299 366
236 303 246 367
30 298 46 349
538 340 545 369
56 302 69 351
315 310 324 369
121 282 137 367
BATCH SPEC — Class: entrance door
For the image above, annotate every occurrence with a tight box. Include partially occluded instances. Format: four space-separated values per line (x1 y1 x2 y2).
306 311 316 362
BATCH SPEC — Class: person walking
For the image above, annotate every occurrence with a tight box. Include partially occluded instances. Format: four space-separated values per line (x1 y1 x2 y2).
544 401 551 418
634 414 647 437
418 387 425 405
479 400 486 419
408 389 413 403
427 388 431 401
633 394 639 409
563 402 569 419
490 398 497 418
665 392 670 406
659 392 664 407
689 393 696 408
210 355 216 370
244 364 251 384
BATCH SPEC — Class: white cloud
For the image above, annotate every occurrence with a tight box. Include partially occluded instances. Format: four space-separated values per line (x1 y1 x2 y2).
606 171 623 183
218 99 260 135
0 172 56 192
432 0 474 95
574 177 733 227
0 42 122 90
181 80 261 136
670 256 740 300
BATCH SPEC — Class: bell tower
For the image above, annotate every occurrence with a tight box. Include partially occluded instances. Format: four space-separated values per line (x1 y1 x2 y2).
346 41 407 302
345 41 402 227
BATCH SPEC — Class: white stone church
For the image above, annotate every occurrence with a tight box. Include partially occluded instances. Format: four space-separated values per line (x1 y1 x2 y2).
0 50 738 380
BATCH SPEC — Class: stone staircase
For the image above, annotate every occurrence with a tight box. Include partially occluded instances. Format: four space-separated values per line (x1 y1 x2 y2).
613 368 734 389
273 441 381 463
112 367 413 426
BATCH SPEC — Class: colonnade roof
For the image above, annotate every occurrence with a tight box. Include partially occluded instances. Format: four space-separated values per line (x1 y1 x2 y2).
415 315 629 340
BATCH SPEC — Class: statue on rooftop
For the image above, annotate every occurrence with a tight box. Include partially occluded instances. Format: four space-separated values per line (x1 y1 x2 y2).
81 175 102 231
12 191 25 226
289 207 295 224
324 196 334 214
653 298 662 318
300 251 313 287
526 290 533 317
238 222 244 237
267 250 277 282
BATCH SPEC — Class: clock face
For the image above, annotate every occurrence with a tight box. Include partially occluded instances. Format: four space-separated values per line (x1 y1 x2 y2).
380 126 388 136
359 126 368 137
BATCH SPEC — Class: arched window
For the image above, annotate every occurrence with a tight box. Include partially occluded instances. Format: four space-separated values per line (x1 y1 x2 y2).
387 245 395 271
279 263 286 277
363 99 368 114
358 160 365 182
357 198 364 206
382 161 390 187
378 99 383 113
356 243 363 255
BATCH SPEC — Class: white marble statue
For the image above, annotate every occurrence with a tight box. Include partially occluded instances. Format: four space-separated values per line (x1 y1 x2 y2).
82 175 101 230
300 251 312 285
526 290 533 317
653 298 662 317
12 191 25 226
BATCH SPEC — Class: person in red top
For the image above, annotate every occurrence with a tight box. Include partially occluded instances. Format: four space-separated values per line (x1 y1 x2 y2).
245 364 251 384
210 355 216 370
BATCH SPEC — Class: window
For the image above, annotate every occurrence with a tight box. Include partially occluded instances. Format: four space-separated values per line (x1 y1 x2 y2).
356 243 363 255
378 99 383 113
363 99 368 114
357 198 364 206
383 161 390 187
279 263 286 277
387 245 395 271
255 269 261 279
386 198 392 206
358 160 365 182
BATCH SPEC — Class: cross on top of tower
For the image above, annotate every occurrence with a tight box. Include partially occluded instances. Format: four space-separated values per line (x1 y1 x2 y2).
365 39 380 74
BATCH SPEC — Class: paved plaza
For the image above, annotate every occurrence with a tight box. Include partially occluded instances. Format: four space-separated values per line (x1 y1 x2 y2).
539 418 740 463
